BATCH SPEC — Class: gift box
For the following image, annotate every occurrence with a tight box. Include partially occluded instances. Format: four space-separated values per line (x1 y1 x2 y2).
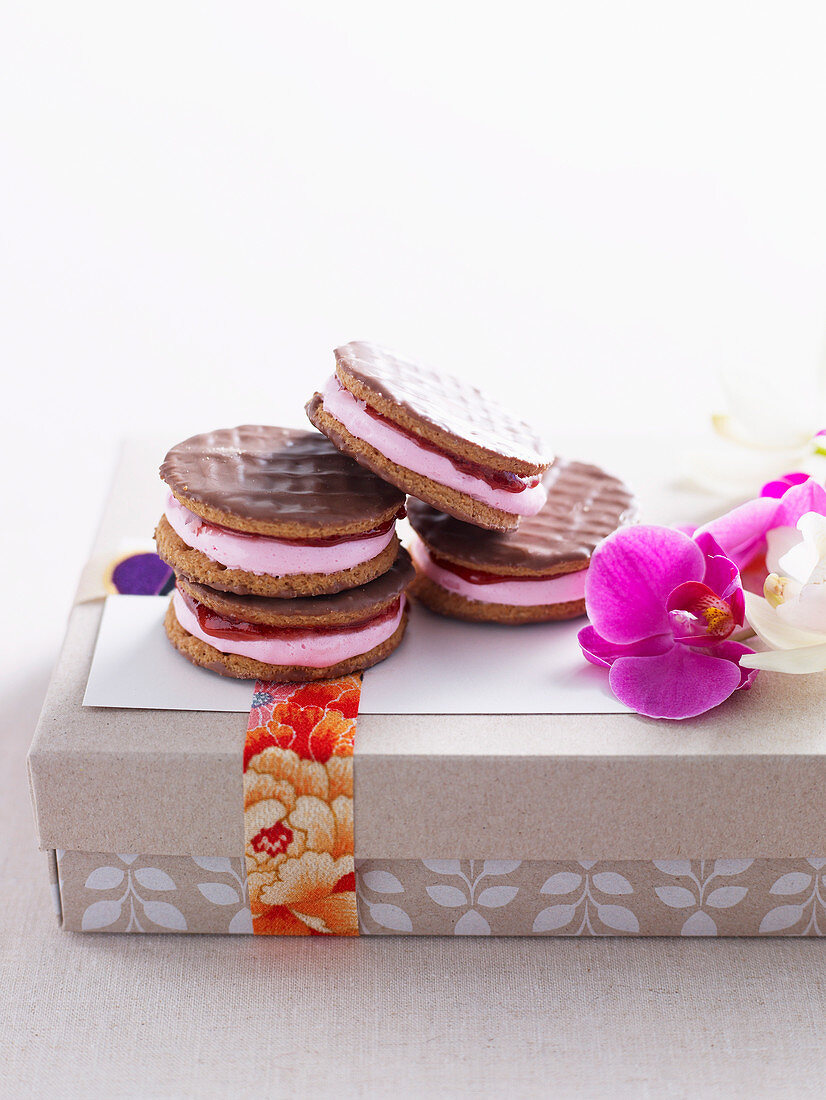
28 439 826 937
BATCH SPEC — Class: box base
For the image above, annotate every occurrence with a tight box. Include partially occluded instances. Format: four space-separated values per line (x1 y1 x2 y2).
51 851 826 936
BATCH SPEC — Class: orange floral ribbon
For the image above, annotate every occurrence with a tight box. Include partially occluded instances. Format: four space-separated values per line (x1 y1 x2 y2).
243 677 360 936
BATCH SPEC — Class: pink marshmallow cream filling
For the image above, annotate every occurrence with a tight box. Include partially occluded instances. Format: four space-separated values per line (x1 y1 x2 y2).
164 493 396 577
172 588 407 668
320 376 548 516
410 537 587 607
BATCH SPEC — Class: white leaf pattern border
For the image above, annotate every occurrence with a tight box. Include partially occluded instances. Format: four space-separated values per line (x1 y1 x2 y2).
64 852 826 936
652 859 753 937
761 859 826 935
75 854 252 933
82 854 185 932
533 862 639 935
422 860 523 935
355 857 826 937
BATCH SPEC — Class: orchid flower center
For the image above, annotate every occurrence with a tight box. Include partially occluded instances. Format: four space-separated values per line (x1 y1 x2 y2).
702 605 730 632
666 581 736 645
763 573 789 607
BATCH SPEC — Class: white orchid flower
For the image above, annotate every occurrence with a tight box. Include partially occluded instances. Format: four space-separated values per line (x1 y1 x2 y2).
740 511 826 673
683 364 826 498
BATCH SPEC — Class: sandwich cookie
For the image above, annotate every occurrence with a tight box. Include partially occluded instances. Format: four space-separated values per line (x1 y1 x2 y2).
156 425 406 598
307 341 552 532
407 459 636 624
165 548 415 680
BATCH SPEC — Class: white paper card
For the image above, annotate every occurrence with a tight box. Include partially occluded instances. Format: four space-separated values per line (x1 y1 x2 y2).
83 595 629 715
83 596 254 712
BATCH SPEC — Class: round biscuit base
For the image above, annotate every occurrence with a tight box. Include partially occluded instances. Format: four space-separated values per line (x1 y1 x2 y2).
409 573 586 624
163 598 409 681
307 395 521 532
155 515 400 598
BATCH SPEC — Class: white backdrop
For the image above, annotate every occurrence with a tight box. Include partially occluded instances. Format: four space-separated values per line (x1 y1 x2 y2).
4 2 826 669
3 5 826 1095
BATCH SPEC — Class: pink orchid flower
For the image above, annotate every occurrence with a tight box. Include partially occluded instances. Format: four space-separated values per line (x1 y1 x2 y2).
759 471 812 499
578 527 758 720
695 475 826 575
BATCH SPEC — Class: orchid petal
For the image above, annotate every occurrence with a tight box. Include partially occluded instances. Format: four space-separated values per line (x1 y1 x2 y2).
695 531 743 604
585 526 704 645
744 592 826 651
739 554 770 597
779 512 826 585
765 526 803 576
761 472 811 499
760 479 791 500
739 643 826 674
577 625 672 669
693 530 727 560
777 583 826 634
728 584 746 627
608 646 744 720
773 479 826 528
696 497 778 571
714 640 760 690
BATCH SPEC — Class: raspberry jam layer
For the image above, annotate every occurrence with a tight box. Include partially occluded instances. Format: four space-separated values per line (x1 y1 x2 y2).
410 537 587 608
320 376 548 517
360 411 538 494
172 586 406 668
165 492 397 577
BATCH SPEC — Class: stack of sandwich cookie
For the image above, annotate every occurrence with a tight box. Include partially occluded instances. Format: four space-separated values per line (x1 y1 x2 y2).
157 425 413 679
407 459 637 624
307 341 552 532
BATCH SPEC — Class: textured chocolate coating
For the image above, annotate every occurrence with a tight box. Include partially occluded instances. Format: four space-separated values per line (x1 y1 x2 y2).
177 547 414 626
408 459 637 575
334 341 550 471
307 393 521 532
161 425 405 536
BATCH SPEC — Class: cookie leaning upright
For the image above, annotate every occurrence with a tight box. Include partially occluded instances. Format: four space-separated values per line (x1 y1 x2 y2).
156 424 415 681
157 425 406 598
307 341 552 531
407 459 637 624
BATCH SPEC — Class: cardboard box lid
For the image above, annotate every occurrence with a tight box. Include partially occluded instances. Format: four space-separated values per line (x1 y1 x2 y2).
28 438 826 861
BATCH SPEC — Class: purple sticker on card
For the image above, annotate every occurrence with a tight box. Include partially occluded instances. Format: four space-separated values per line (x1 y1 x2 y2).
110 553 174 596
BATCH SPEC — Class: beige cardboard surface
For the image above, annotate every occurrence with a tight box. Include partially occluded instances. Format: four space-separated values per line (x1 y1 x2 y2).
27 438 826 861
29 600 245 856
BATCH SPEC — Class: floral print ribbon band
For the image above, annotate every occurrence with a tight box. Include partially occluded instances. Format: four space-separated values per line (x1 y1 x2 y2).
243 677 360 936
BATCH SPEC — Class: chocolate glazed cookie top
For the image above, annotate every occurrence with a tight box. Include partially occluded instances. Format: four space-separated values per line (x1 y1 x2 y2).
179 548 415 626
408 459 637 575
161 425 405 537
334 341 551 471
